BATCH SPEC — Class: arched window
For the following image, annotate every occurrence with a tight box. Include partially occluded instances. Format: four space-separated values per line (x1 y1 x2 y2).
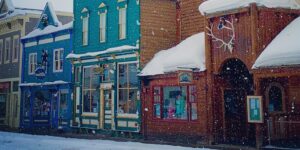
267 83 284 112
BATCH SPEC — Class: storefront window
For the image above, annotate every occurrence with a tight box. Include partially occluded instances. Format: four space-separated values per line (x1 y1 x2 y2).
118 63 138 114
33 91 50 118
153 85 197 121
102 63 114 82
0 94 6 118
83 66 100 113
59 92 68 117
153 87 161 118
23 91 31 118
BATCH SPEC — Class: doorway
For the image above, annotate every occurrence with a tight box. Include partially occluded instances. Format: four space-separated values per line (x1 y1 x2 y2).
219 59 255 145
99 83 114 130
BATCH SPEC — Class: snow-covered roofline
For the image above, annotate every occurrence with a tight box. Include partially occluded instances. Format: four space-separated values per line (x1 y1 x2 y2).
199 0 300 16
139 32 206 76
66 45 139 59
253 16 300 69
21 21 73 40
19 80 69 87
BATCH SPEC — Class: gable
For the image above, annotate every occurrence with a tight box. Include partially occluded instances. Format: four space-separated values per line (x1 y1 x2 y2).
0 0 15 15
36 2 61 30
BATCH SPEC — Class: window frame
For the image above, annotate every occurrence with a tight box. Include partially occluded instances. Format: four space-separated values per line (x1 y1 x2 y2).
28 53 37 75
117 61 139 115
82 16 89 46
12 35 19 63
265 82 286 113
118 7 127 40
99 12 107 43
4 37 10 64
0 39 3 64
53 48 64 72
82 65 100 113
152 85 198 122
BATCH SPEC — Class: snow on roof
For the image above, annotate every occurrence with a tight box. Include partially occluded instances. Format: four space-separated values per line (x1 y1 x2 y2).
66 45 139 59
19 80 69 87
199 0 300 15
22 21 72 40
42 2 61 27
252 17 300 69
5 0 15 12
139 32 206 76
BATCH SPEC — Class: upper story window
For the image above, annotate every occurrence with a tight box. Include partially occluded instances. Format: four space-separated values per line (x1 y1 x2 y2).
4 37 10 64
12 35 19 63
118 7 127 40
99 12 107 43
81 8 89 46
0 39 3 64
53 48 64 72
28 53 37 75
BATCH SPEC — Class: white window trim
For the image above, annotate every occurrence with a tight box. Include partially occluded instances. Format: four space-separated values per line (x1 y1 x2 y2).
99 12 107 43
53 48 64 73
12 35 19 63
82 16 89 46
28 53 37 75
4 37 10 64
118 8 127 40
117 61 138 115
0 39 3 65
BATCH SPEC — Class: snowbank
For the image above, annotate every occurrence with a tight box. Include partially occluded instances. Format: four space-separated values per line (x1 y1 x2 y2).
199 0 300 15
66 45 139 59
22 22 72 39
139 32 206 76
253 17 300 69
19 80 69 87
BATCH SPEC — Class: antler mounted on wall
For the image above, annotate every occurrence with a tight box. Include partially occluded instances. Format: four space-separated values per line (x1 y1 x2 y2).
207 17 235 53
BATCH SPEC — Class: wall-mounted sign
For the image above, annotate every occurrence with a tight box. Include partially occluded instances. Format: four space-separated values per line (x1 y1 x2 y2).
35 66 46 79
247 96 263 123
178 71 193 84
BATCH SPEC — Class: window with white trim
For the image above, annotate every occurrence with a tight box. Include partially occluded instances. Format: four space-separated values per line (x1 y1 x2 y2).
82 16 89 45
118 62 138 114
118 8 127 40
12 35 19 62
0 40 3 64
4 38 10 64
99 12 106 43
53 48 64 72
28 53 37 74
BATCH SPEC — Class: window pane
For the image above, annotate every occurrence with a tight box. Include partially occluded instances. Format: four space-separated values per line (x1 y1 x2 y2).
118 64 127 88
118 89 128 113
0 94 6 118
153 87 161 118
128 63 138 87
59 93 68 117
103 64 114 82
163 86 187 120
33 91 50 118
269 86 283 112
191 103 197 120
83 90 91 112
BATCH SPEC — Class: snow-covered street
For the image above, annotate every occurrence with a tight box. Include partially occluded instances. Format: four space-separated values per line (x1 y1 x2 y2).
0 131 211 150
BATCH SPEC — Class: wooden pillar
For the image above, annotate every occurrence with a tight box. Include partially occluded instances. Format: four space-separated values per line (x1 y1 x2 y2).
204 17 214 145
251 3 264 148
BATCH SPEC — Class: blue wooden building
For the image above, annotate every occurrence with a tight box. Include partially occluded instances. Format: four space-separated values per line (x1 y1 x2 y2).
67 0 141 132
20 2 73 130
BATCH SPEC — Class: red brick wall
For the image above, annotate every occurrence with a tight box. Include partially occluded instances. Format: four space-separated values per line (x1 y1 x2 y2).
140 0 177 67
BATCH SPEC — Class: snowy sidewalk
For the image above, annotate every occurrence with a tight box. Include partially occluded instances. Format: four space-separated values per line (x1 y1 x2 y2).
0 131 211 150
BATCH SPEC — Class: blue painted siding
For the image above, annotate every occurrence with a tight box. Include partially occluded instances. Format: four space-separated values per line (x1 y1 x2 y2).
73 0 140 54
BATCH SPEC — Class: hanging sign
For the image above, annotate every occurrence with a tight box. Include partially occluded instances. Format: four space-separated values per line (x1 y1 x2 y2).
35 66 46 79
247 96 263 123
178 71 193 84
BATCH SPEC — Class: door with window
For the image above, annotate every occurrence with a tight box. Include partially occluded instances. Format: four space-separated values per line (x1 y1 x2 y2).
100 83 114 130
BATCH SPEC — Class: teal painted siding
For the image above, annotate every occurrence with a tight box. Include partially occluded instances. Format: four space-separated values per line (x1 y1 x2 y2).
73 0 140 54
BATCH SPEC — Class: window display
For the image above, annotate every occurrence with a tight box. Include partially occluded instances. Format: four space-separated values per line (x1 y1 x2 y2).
83 66 100 113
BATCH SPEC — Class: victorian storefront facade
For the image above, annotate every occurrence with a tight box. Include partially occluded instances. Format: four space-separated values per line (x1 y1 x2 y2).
20 2 73 129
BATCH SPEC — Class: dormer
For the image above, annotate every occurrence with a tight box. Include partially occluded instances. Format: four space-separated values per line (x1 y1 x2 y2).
36 2 62 30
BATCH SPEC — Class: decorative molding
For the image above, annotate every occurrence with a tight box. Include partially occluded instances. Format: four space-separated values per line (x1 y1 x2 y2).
55 34 70 42
24 41 37 47
207 17 235 53
81 8 88 13
99 2 106 8
38 38 53 45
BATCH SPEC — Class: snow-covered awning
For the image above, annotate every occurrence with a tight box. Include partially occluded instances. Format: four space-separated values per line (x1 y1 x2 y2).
66 45 139 59
139 32 206 76
253 17 300 69
19 80 69 87
22 22 72 40
199 0 300 15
